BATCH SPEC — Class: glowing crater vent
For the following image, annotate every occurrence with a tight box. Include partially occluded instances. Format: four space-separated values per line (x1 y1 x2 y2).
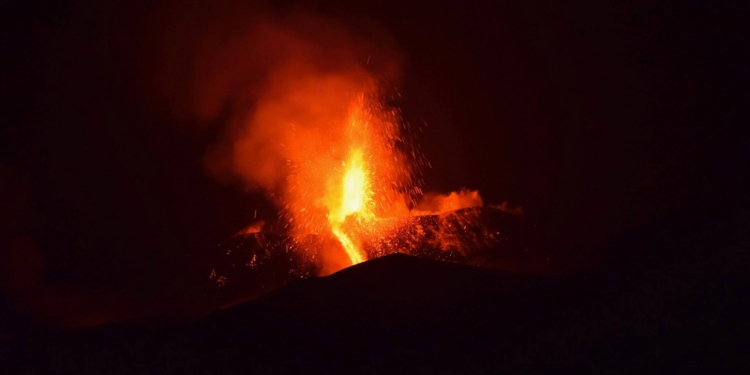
327 138 375 263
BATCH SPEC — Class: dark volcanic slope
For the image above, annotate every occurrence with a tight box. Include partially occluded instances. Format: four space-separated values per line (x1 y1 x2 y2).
221 253 531 333
4 208 747 374
208 206 550 306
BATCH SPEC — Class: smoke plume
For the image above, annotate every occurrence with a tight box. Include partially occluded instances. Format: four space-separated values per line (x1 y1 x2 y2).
156 2 410 233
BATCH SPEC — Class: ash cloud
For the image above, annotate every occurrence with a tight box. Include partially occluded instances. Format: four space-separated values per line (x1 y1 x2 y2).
154 1 402 190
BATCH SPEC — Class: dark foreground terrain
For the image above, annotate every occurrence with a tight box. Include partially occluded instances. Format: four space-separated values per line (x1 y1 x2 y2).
2 206 747 374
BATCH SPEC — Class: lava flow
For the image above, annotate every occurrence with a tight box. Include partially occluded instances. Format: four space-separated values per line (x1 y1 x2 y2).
328 148 371 264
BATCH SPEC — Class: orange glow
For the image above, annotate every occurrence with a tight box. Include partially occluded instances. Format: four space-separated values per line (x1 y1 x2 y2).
230 82 500 273
264 87 417 271
334 149 373 222
328 148 372 264
316 95 410 266
225 68 490 272
412 189 484 216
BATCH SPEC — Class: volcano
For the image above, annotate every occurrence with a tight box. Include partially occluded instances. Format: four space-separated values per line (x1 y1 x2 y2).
4 207 746 374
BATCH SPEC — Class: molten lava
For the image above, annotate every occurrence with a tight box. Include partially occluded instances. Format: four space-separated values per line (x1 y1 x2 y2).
328 148 371 264
318 95 409 266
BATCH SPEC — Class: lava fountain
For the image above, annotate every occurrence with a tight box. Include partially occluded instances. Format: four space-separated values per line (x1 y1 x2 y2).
290 92 419 268
328 147 371 264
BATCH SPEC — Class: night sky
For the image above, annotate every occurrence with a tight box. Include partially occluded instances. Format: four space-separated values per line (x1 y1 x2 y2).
1 0 747 326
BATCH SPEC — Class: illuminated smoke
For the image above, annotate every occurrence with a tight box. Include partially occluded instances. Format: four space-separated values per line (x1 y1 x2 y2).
154 3 513 274
412 189 484 216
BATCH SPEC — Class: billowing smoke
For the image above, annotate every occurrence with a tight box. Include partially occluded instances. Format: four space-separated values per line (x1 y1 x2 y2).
156 2 414 236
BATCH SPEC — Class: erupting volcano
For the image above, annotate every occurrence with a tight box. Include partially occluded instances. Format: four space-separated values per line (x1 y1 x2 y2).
289 93 419 268
211 76 538 294
231 83 495 269
194 13 536 293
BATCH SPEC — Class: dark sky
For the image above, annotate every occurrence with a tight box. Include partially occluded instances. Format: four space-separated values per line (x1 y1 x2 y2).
1 0 747 325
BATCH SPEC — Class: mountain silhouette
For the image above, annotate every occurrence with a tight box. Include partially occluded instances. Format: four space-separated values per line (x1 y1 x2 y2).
3 206 746 374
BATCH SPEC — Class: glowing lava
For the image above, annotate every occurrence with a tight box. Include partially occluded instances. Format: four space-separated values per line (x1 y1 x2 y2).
328 148 372 264
323 97 383 265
